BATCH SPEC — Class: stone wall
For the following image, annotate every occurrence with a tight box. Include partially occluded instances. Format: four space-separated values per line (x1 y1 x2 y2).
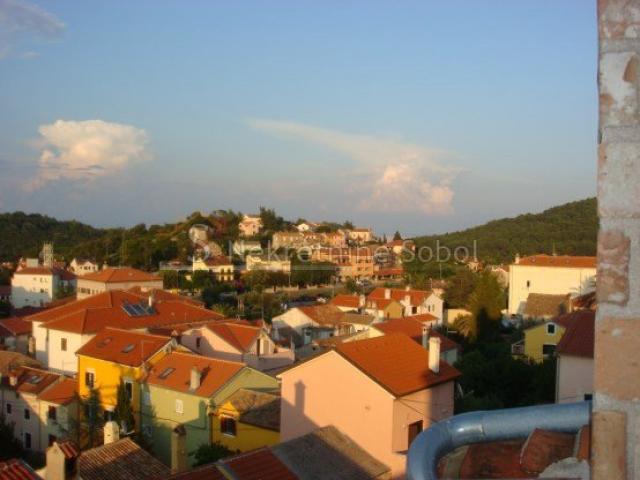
594 1 640 478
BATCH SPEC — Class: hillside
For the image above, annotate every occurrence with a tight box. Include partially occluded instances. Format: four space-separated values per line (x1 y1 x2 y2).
412 198 597 264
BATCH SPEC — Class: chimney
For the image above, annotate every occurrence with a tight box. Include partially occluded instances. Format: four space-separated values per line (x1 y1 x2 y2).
104 420 120 444
515 253 520 264
358 294 366 308
404 294 411 306
171 425 187 473
148 291 155 308
190 367 201 391
9 373 17 387
45 443 66 480
405 285 411 291
384 288 391 300
428 337 441 374
422 324 429 349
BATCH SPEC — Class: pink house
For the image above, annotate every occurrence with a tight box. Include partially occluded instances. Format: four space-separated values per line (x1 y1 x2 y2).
278 333 461 478
180 321 295 372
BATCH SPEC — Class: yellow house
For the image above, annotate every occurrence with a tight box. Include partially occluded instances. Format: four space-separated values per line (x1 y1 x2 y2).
212 388 280 452
514 311 586 363
76 327 173 428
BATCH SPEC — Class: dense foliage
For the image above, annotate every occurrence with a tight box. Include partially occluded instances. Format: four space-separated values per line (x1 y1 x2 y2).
191 442 235 466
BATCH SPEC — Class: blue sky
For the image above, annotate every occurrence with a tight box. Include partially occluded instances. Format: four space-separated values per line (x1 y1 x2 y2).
0 0 597 237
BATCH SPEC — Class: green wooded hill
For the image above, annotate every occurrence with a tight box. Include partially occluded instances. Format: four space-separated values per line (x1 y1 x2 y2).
412 198 597 264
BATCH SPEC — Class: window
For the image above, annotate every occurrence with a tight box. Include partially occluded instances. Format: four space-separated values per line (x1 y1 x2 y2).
408 420 423 446
584 393 593 401
61 338 67 351
6 403 11 415
542 344 556 356
221 417 237 436
24 432 31 449
546 323 556 335
85 371 95 388
195 337 202 350
48 406 57 421
175 399 183 414
124 380 133 401
526 280 531 288
412 306 418 314
24 409 30 420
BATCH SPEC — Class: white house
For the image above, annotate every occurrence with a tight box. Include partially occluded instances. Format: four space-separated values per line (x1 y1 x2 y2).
508 255 596 315
556 310 595 403
76 267 163 299
192 256 235 282
366 287 444 322
245 255 291 273
10 261 76 308
239 214 263 237
69 258 100 276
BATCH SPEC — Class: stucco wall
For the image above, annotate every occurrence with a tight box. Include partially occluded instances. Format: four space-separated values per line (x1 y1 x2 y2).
524 322 566 363
557 354 594 403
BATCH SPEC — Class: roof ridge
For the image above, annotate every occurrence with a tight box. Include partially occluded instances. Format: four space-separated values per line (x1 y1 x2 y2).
169 350 246 367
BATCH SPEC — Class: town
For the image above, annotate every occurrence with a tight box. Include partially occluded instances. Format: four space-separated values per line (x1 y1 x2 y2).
0 207 598 479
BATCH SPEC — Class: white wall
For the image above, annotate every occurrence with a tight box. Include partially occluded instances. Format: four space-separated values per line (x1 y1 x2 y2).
11 273 55 308
35 323 90 374
557 354 594 403
77 279 163 299
508 265 596 315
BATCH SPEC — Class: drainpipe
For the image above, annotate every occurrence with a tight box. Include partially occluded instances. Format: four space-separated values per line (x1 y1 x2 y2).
406 401 591 480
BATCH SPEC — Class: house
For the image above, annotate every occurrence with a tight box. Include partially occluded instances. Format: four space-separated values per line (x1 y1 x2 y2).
523 293 572 319
232 240 263 257
11 262 76 308
311 247 374 281
192 256 235 282
272 305 375 346
372 316 460 365
367 287 444 321
507 254 596 316
329 294 362 312
214 425 391 480
0 350 40 375
556 310 595 403
245 255 291 273
278 333 460 477
0 459 40 480
385 239 415 256
140 352 279 468
77 328 174 430
348 228 374 244
212 388 280 452
363 297 404 320
513 310 594 363
239 214 263 237
0 316 32 354
69 258 100 276
179 320 294 371
372 266 404 282
295 222 318 233
76 267 163 299
26 289 224 374
0 366 77 453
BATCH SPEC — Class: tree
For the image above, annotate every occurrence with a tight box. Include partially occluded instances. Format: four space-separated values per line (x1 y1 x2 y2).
0 414 23 461
68 388 104 449
393 230 402 241
453 271 504 340
114 379 135 434
191 270 214 291
190 442 234 466
343 220 354 230
444 268 478 308
344 278 358 294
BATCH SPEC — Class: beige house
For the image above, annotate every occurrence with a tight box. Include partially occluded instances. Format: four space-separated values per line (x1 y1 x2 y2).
311 247 374 281
245 255 291 273
76 267 163 299
0 367 77 453
278 333 460 478
69 258 100 276
348 228 374 244
192 256 235 282
507 254 596 315
556 310 595 403
239 214 263 237
179 320 294 371
368 287 444 322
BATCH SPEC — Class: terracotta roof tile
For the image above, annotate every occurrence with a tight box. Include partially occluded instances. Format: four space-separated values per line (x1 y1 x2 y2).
10 367 60 395
0 317 31 337
38 377 77 405
524 293 571 318
0 459 40 480
329 294 360 309
80 267 160 283
146 352 244 398
167 464 226 480
26 290 224 334
206 322 260 352
78 438 169 480
556 310 595 358
0 351 40 376
375 317 459 352
220 448 297 480
76 328 171 367
516 254 597 269
336 333 461 397
520 428 575 475
298 304 345 326
367 287 432 306
223 388 281 431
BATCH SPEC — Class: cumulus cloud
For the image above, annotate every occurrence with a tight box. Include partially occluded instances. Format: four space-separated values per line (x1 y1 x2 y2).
0 0 64 59
247 118 462 215
27 119 150 190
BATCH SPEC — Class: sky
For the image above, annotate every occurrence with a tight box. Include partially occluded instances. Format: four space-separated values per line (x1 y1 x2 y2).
0 0 598 237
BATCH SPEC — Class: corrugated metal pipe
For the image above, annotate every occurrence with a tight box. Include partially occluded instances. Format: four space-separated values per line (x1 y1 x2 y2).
407 401 591 480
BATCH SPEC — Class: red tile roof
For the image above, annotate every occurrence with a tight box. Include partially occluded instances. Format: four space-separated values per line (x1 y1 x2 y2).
26 290 224 334
206 322 260 352
14 267 55 275
0 317 31 337
76 328 171 367
219 448 297 480
167 464 226 480
80 267 160 283
298 304 345 326
520 428 575 475
146 352 244 398
375 317 459 352
367 287 433 306
56 439 81 459
9 366 60 395
556 310 595 358
0 459 40 480
38 377 77 405
202 256 233 266
336 333 461 397
329 294 360 309
516 254 597 269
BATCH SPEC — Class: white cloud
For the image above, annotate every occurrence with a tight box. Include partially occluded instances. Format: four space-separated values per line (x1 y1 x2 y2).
248 118 462 215
27 119 150 190
0 0 64 59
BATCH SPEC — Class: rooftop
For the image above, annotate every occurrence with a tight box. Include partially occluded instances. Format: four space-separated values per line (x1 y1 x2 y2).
80 267 160 284
0 317 31 337
76 328 171 367
515 254 597 269
37 377 77 405
524 293 571 318
374 317 459 352
0 459 40 480
367 287 433 307
7 366 60 396
0 350 40 376
219 448 297 480
329 294 360 309
206 322 261 352
556 310 596 358
222 388 281 431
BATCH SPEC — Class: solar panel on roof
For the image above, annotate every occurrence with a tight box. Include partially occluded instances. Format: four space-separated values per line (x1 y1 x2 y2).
159 367 175 379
